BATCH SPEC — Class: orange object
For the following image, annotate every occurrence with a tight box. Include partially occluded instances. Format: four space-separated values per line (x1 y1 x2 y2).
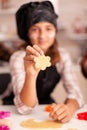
45 105 53 112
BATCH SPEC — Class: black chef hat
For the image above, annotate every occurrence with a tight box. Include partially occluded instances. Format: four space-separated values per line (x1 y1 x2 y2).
16 1 58 42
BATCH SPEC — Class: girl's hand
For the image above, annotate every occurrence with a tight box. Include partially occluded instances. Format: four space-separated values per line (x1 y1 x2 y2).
24 44 44 75
49 103 73 123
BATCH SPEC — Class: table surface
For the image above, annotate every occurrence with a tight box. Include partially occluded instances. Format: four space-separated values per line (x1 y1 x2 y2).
0 104 87 130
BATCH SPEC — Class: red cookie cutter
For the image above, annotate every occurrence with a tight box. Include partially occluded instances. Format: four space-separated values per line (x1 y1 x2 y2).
77 112 87 120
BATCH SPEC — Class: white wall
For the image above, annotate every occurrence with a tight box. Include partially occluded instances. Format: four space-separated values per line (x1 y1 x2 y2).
59 0 87 31
0 0 59 34
1 0 87 34
51 68 87 103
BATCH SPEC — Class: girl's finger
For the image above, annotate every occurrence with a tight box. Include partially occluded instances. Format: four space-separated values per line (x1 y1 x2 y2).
57 110 67 121
26 45 40 56
33 44 44 55
24 54 36 61
61 115 70 123
50 104 63 117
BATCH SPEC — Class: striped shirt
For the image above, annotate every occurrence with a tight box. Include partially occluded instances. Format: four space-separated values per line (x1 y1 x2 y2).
9 47 84 114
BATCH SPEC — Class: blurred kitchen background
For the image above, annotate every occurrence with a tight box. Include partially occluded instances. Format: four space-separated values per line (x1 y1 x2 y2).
0 0 87 104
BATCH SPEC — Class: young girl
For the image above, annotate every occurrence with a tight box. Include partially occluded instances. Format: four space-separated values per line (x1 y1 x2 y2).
9 1 84 123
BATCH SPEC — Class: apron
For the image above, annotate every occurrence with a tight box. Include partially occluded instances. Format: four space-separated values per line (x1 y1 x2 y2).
36 65 61 104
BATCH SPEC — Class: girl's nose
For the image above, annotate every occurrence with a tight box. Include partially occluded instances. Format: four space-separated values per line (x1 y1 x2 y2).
39 30 46 39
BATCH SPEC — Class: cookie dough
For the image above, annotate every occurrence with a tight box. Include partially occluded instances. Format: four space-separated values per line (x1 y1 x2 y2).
34 55 51 70
21 119 62 128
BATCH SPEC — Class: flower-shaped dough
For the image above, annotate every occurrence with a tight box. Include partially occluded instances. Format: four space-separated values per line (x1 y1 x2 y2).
34 55 51 70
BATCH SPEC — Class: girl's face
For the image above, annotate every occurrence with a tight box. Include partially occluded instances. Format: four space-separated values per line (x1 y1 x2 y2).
28 22 56 53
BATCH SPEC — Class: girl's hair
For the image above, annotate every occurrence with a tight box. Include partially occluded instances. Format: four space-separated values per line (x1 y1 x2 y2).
46 39 60 65
80 50 87 78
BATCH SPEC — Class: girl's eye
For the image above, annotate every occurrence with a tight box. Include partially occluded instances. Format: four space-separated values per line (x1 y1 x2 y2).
47 27 53 31
31 28 38 32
